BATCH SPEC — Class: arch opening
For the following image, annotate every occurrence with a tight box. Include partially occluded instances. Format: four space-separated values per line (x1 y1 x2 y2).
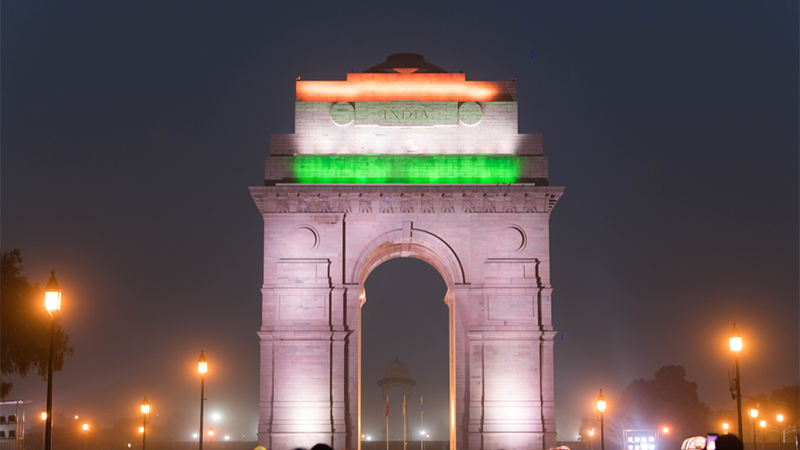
358 256 454 450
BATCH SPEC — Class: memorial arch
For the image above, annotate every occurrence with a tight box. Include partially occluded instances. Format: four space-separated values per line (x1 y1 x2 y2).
250 54 563 450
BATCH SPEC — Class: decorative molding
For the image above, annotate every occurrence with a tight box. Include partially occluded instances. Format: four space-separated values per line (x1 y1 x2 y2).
250 185 563 215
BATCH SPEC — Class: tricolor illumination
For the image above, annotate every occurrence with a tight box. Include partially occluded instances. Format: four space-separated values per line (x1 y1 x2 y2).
288 155 525 184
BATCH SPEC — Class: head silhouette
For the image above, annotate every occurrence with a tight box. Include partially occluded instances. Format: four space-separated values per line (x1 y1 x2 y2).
714 435 743 450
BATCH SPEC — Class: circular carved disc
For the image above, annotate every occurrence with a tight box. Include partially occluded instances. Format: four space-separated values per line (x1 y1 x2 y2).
499 226 525 252
458 102 483 126
330 102 355 126
291 227 318 253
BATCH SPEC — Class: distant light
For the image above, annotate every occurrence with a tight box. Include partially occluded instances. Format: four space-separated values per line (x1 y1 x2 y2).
750 409 759 418
777 414 784 422
139 427 144 433
421 431 425 436
649 437 655 442
198 351 208 374
45 272 62 312
209 428 214 437
589 430 594 437
367 436 371 441
212 413 221 421
596 390 607 413
759 420 766 428
722 423 729 431
193 434 198 438
224 436 230 441
141 397 151 414
82 423 89 431
662 427 669 434
41 412 47 421
128 444 131 448
729 323 742 353
628 438 634 442
75 416 79 419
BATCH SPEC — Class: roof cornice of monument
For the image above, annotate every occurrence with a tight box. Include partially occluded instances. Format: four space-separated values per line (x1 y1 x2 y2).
296 54 516 102
297 75 516 102
364 53 447 74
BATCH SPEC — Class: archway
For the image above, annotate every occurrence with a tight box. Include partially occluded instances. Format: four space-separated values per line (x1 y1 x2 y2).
355 236 460 450
360 258 448 448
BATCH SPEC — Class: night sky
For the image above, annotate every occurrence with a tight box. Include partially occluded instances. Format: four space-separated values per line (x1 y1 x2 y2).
2 0 798 443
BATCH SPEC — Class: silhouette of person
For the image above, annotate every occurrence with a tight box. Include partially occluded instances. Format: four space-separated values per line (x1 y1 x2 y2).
713 435 743 450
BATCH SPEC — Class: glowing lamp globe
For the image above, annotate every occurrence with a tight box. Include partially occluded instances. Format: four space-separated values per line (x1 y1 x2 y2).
198 351 208 374
759 420 766 428
82 423 89 431
750 409 758 418
589 429 595 437
139 427 144 434
722 423 729 430
777 414 784 422
729 323 742 353
44 271 62 312
41 412 47 421
141 397 151 414
596 390 607 413
208 428 214 437
662 427 669 434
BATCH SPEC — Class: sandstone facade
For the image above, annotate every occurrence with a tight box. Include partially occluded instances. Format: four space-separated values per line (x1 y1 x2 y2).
251 54 562 450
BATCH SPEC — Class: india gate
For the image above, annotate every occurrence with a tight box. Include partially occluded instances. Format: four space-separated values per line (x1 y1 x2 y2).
250 54 562 450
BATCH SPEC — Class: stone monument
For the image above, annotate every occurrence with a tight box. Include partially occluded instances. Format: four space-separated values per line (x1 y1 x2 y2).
250 53 562 450
377 359 415 443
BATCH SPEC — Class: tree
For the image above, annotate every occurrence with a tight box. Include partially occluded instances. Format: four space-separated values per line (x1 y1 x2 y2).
1 249 73 399
620 365 710 445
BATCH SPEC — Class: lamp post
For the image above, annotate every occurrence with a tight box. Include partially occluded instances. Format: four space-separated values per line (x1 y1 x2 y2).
730 324 744 439
44 271 62 450
589 429 595 450
759 421 767 450
198 352 208 450
141 397 150 450
82 423 89 450
209 428 214 443
750 409 759 450
777 414 785 450
596 390 607 450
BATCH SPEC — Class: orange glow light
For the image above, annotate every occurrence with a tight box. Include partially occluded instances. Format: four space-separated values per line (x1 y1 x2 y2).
296 73 514 103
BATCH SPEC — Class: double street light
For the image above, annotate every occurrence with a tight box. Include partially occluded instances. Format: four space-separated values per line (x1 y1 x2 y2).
729 323 744 439
44 271 62 450
750 408 759 449
141 397 151 450
596 390 607 450
198 352 208 450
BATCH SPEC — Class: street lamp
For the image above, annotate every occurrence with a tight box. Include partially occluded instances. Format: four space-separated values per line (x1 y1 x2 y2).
44 271 61 450
750 408 759 448
730 323 744 439
722 423 729 435
596 390 607 450
662 427 669 434
141 397 151 450
198 351 208 450
209 427 214 442
759 421 767 450
82 423 89 450
588 429 595 450
777 414 785 450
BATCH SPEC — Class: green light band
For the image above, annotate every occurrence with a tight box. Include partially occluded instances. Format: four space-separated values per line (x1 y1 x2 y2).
288 155 525 184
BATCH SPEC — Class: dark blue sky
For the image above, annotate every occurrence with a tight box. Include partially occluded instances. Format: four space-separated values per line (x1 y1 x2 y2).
2 0 797 442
